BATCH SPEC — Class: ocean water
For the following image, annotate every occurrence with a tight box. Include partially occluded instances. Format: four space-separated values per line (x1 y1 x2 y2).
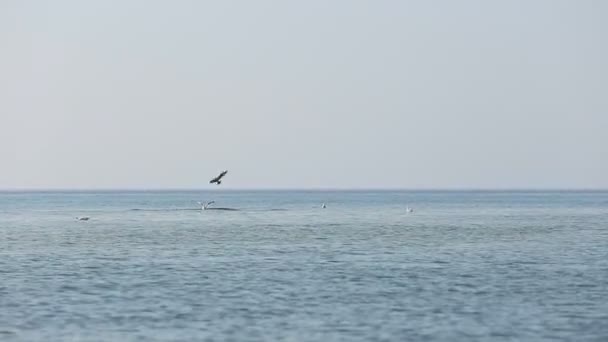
1 190 607 341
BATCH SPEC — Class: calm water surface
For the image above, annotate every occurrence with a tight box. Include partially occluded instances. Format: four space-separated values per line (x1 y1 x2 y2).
1 191 607 341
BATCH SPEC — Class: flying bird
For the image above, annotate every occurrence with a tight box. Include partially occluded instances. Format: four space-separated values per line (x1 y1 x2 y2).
209 170 228 185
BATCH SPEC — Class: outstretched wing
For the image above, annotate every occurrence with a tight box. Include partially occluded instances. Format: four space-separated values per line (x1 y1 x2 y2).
216 170 228 181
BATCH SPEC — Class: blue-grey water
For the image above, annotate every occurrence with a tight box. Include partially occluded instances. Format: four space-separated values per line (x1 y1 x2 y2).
1 190 607 341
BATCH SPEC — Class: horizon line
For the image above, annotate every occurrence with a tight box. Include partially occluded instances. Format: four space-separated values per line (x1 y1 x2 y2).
1 187 607 192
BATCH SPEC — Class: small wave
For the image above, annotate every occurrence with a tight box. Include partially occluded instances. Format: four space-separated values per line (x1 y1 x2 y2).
246 208 288 212
128 207 287 212
129 208 200 212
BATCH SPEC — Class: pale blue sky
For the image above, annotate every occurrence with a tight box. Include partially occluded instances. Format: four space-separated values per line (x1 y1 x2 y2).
1 1 607 189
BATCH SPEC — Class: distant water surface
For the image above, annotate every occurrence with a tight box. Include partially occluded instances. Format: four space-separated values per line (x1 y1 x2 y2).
1 191 607 341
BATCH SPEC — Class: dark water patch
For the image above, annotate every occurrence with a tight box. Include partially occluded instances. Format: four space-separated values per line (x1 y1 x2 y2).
129 207 289 212
431 260 450 264
129 208 200 211
257 224 284 228
243 208 288 212
58 285 80 292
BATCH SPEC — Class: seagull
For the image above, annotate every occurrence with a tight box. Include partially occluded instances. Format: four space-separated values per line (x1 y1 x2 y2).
406 206 414 213
209 170 228 185
321 203 326 209
198 201 215 210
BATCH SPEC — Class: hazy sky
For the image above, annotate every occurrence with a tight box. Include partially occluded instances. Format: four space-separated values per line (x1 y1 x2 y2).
1 1 607 189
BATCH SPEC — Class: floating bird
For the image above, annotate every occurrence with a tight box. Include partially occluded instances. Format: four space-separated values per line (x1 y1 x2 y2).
209 170 228 185
321 203 326 209
406 206 414 213
76 217 90 221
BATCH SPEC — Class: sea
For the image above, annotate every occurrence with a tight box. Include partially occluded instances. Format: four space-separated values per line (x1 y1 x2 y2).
1 190 607 341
